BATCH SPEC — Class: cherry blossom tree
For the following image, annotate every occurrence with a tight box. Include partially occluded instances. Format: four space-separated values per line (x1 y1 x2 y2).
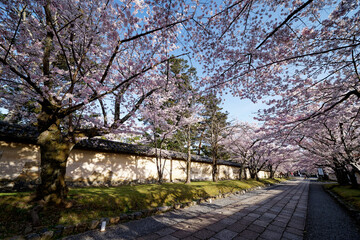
192 0 360 179
2 0 357 204
141 85 202 183
289 112 360 186
193 0 359 116
225 122 258 179
0 0 202 204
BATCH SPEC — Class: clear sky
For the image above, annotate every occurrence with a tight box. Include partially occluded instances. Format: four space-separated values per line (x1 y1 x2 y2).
221 94 268 123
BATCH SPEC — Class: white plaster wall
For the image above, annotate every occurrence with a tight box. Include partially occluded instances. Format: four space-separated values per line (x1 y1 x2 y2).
0 141 40 180
0 141 271 182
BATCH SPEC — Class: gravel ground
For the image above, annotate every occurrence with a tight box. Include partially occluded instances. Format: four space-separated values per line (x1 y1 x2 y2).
305 181 360 240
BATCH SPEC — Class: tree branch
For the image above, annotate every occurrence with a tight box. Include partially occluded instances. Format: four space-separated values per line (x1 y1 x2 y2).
256 0 314 50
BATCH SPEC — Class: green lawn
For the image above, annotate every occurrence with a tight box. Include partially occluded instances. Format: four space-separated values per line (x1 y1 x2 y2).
324 184 360 210
0 178 284 238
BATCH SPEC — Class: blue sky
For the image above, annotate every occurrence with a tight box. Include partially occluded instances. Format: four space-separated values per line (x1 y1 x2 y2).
221 94 267 123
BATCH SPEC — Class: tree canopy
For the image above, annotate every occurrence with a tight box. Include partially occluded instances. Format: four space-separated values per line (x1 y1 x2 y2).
1 0 359 202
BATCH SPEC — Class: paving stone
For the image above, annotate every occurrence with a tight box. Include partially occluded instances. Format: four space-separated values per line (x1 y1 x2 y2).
173 222 197 232
182 236 200 240
272 220 288 228
267 210 280 215
252 219 269 228
287 220 305 230
213 229 238 240
228 212 247 220
259 229 282 240
158 235 179 240
193 229 216 239
266 224 285 233
171 230 193 238
285 226 303 236
275 216 290 223
282 231 303 240
226 221 248 233
241 216 258 222
247 223 265 234
238 229 260 239
136 233 160 240
155 227 176 236
205 222 228 232
247 213 261 218
262 212 277 219
291 216 305 222
258 215 274 223
219 217 238 225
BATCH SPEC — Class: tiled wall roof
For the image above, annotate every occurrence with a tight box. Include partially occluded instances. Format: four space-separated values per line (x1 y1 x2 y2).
0 121 241 167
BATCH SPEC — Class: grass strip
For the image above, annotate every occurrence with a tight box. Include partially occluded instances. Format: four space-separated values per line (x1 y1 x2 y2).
324 184 360 210
0 178 284 238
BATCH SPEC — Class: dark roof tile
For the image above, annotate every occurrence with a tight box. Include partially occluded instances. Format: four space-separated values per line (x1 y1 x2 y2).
0 121 241 167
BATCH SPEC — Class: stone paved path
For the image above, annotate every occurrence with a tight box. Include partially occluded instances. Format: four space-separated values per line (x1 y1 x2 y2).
65 179 309 240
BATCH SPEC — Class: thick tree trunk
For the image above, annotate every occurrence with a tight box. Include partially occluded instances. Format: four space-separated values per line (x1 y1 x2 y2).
349 168 358 188
36 122 73 205
239 165 244 180
269 165 276 179
249 169 257 179
334 167 349 185
212 164 217 182
243 168 248 179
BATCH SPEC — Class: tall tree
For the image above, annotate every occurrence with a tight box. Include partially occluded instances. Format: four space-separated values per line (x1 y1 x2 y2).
0 0 201 204
140 58 201 183
290 113 360 187
191 1 360 170
198 93 230 182
225 123 259 180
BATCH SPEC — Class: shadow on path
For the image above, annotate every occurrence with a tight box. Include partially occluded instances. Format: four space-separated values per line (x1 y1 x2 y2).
305 181 360 240
64 180 308 240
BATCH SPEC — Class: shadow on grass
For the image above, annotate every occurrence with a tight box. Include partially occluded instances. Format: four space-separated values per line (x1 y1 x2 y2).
0 179 273 238
64 180 308 240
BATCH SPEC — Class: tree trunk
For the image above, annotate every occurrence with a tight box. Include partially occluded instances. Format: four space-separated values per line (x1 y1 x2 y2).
239 165 244 180
185 126 192 184
243 167 248 179
170 158 173 183
349 168 358 188
334 167 349 185
185 151 191 184
212 155 218 182
249 169 257 179
269 165 275 179
156 153 164 184
36 122 73 205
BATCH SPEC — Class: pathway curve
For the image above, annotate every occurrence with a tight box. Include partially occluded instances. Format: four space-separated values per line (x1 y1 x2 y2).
64 179 308 240
305 181 360 240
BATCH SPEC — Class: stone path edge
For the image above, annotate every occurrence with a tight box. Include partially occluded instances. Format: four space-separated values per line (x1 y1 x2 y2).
324 185 360 225
5 182 280 240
